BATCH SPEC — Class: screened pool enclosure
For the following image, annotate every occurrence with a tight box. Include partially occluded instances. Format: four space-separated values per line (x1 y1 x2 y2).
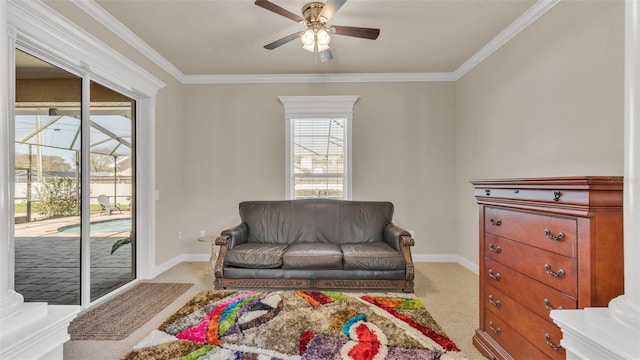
13 49 136 306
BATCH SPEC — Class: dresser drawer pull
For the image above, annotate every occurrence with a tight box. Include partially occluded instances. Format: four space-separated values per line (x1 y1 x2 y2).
545 333 563 351
544 264 565 278
543 298 563 311
489 321 501 334
489 244 502 253
488 269 501 280
544 229 565 241
489 218 502 226
553 191 562 201
489 295 501 307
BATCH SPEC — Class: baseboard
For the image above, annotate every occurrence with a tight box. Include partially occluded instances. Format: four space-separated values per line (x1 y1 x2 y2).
412 253 479 274
153 253 210 277
154 253 479 277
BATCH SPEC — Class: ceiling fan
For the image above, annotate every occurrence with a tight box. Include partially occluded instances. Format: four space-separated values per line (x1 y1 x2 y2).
255 0 380 62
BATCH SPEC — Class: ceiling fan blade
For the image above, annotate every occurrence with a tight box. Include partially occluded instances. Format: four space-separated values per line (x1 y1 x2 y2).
319 49 333 62
264 32 302 50
331 25 380 40
319 0 347 22
255 0 304 23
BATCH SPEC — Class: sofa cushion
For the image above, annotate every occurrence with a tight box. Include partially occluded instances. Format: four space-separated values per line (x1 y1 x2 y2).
282 243 343 269
225 243 288 269
341 242 406 270
239 200 393 245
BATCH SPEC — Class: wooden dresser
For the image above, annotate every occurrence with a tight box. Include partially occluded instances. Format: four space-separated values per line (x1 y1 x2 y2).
471 177 624 360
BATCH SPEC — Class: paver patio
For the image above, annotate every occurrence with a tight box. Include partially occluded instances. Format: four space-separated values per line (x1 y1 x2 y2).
13 213 134 305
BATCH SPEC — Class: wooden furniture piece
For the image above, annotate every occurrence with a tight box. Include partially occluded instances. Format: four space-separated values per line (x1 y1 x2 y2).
471 177 624 360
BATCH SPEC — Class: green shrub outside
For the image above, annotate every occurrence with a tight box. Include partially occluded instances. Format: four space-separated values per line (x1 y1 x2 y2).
34 177 77 217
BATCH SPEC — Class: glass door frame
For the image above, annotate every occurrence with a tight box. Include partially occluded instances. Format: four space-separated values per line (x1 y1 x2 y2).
6 0 165 307
11 50 136 306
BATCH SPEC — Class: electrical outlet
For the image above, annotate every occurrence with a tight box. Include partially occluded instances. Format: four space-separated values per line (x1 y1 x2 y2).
178 231 183 240
409 230 415 238
200 230 206 237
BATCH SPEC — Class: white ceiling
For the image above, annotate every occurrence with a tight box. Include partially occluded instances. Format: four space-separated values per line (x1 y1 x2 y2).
44 0 542 78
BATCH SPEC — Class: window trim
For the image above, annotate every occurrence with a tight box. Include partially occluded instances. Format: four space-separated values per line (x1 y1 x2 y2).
279 96 358 200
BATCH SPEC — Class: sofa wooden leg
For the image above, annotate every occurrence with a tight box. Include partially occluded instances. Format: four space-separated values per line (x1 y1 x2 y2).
214 278 225 290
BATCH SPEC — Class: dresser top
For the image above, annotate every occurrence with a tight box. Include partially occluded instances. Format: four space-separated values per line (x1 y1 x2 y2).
470 176 623 189
471 176 623 215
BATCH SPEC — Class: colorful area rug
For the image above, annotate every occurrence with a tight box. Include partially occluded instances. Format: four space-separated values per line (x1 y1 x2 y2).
123 290 467 360
69 282 193 340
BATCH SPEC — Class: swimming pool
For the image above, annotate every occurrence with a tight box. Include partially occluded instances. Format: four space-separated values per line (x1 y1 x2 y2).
58 218 132 233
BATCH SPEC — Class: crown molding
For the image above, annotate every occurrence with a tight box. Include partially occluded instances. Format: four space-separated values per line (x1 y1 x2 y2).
453 0 560 80
8 0 165 97
71 0 558 85
182 72 456 84
71 0 186 82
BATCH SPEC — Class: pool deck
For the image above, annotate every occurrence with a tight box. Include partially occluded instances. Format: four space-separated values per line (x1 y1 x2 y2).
15 212 131 238
13 212 134 305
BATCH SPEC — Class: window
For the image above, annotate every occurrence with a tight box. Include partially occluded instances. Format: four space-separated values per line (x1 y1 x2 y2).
279 96 358 200
292 117 345 199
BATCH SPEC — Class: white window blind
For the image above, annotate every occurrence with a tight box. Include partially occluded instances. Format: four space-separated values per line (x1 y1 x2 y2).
279 95 357 200
292 118 345 199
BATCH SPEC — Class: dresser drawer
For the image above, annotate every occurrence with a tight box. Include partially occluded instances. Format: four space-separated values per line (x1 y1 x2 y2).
475 187 589 206
485 207 576 258
483 308 551 360
484 258 577 320
485 234 577 296
484 288 566 360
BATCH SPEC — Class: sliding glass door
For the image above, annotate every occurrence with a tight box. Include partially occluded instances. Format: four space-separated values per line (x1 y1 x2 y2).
13 50 136 305
89 81 136 302
14 50 83 305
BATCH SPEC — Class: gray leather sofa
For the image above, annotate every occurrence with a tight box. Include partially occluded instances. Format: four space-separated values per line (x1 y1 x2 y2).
214 199 415 293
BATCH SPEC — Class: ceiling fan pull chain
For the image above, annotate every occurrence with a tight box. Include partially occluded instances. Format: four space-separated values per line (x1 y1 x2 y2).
314 31 319 63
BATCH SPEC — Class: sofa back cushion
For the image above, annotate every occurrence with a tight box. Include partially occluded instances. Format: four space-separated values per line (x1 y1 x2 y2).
239 199 393 245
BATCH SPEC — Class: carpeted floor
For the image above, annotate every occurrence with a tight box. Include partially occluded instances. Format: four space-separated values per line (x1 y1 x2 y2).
63 262 486 360
122 290 466 359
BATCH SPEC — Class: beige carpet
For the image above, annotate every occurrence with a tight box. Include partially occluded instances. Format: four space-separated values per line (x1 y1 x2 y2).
69 282 193 340
64 262 485 359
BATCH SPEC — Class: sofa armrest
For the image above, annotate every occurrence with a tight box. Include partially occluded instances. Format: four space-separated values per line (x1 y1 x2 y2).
383 223 411 251
214 234 229 286
214 223 248 289
400 235 416 291
220 223 248 248
213 224 249 289
384 223 415 292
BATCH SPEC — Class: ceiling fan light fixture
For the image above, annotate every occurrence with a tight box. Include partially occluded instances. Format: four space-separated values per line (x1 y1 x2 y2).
316 28 331 47
301 28 316 51
301 28 331 52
